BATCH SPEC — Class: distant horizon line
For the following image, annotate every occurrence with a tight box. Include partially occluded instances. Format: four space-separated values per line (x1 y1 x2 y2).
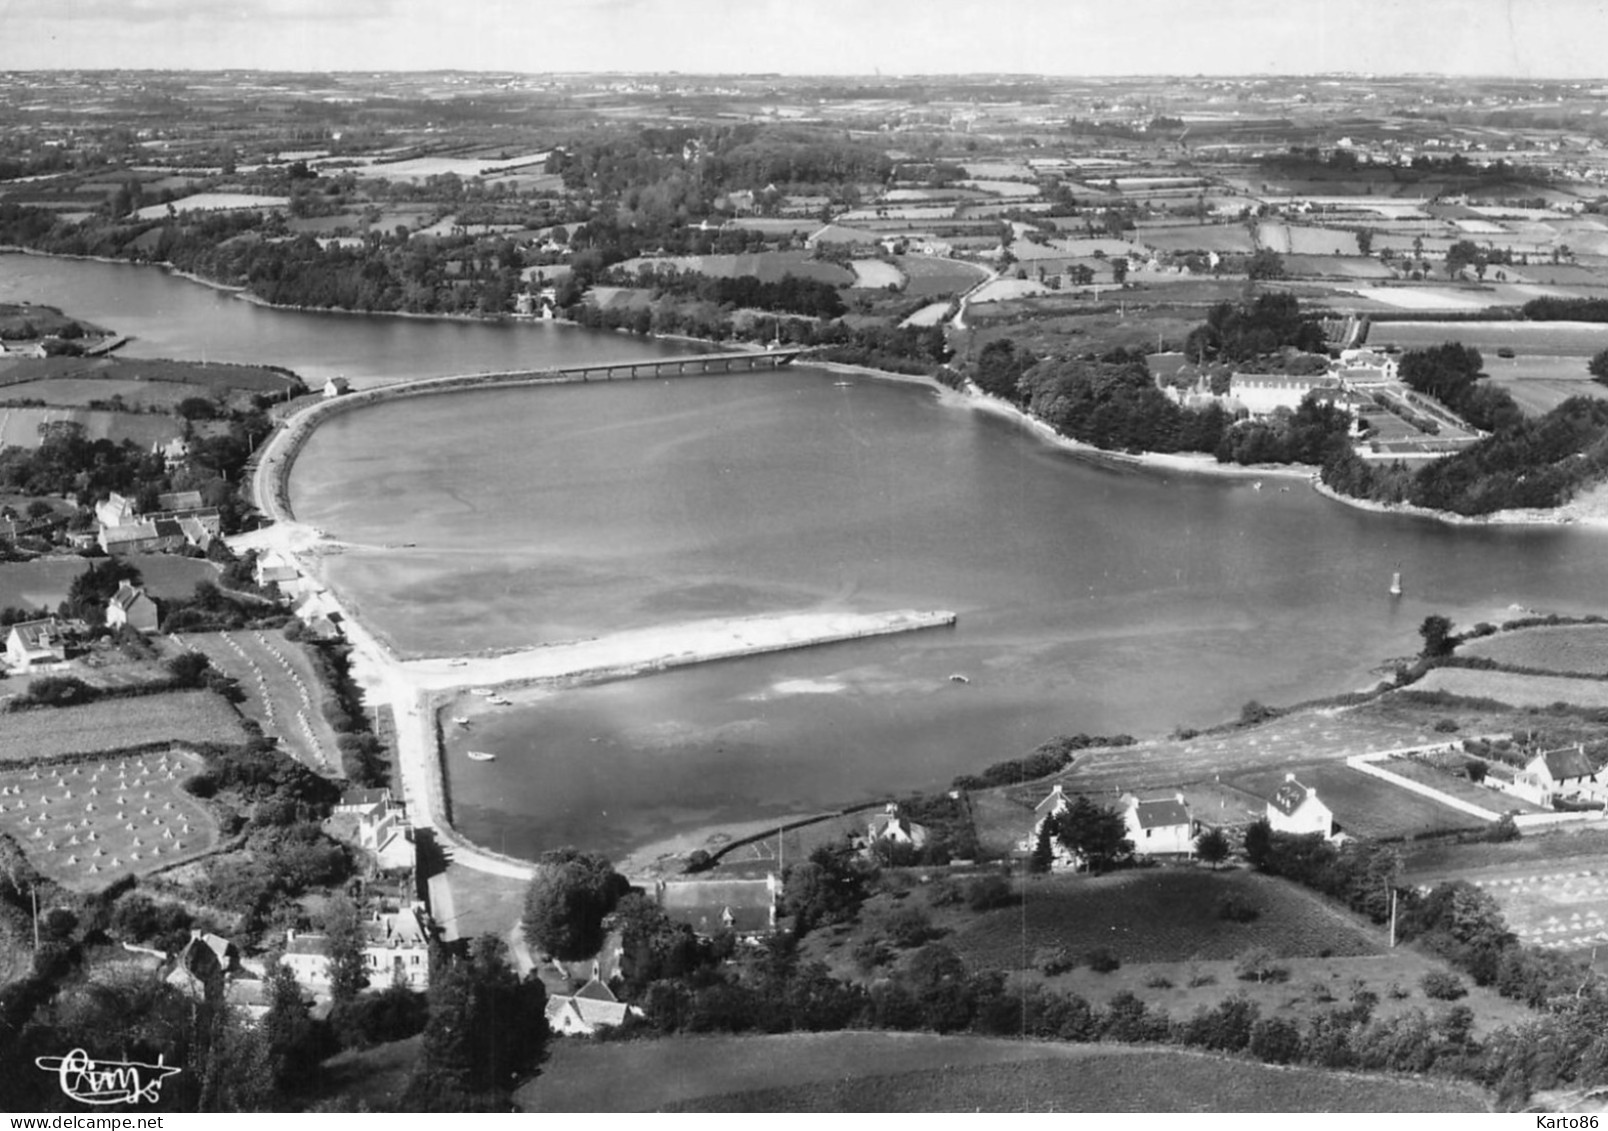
10 68 1608 83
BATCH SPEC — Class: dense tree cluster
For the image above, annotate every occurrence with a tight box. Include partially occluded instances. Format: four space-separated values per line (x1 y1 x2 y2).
1323 393 1608 516
1521 296 1608 322
782 839 878 937
1049 795 1133 871
1018 352 1221 454
1395 341 1521 432
628 265 847 319
951 733 1133 791
1184 294 1328 364
521 849 631 961
403 936 549 1111
971 337 1039 401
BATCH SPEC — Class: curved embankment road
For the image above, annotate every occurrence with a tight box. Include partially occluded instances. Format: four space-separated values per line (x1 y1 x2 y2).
243 376 956 880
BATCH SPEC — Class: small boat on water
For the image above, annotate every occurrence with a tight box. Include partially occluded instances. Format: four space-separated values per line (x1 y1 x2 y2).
466 750 496 762
453 717 471 726
949 673 970 684
1389 569 1403 597
833 381 853 388
486 695 512 706
470 688 494 697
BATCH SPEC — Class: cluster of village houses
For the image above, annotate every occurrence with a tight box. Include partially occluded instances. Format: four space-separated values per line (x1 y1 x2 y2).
2 484 351 674
83 751 1608 1035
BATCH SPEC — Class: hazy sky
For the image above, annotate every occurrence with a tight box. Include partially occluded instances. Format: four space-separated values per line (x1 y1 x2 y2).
5 0 1608 77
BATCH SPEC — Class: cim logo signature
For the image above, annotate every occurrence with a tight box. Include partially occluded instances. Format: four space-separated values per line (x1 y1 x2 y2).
34 1048 181 1106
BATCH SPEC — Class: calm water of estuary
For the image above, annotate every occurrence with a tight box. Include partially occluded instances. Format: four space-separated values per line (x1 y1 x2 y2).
10 253 1608 860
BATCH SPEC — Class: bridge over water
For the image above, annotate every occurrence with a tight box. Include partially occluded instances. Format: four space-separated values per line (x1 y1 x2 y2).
544 346 804 381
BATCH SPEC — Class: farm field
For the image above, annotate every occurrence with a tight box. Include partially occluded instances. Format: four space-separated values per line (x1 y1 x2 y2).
1258 222 1361 256
702 811 866 879
0 554 223 621
0 557 91 614
668 1052 1485 1113
848 260 904 289
840 206 955 222
0 690 247 761
72 635 188 695
727 217 823 237
1412 667 1608 710
588 286 653 313
0 378 207 411
1346 287 1506 311
972 705 1470 855
1439 865 1608 955
615 251 854 287
1377 754 1546 814
1402 825 1608 881
1367 320 1608 356
523 1032 1485 1113
959 180 1039 198
1232 761 1484 839
174 629 339 774
132 193 288 219
1282 255 1394 279
0 748 219 890
1460 624 1608 675
891 256 989 297
1486 369 1608 416
899 302 951 328
970 278 1051 303
1134 225 1256 253
944 870 1383 968
0 407 182 451
355 151 550 181
0 356 298 398
127 555 219 601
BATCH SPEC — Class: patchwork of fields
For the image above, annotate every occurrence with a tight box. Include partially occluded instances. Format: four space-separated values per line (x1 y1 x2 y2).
944 870 1383 968
1233 761 1485 839
1413 667 1608 710
0 406 183 450
174 630 339 774
1461 624 1608 675
525 1033 1486 1113
1 691 248 761
0 749 219 890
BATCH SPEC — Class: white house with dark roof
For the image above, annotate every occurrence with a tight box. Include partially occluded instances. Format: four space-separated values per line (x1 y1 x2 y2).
95 492 140 529
656 874 779 939
1524 745 1603 801
280 906 431 993
545 976 640 1036
1121 792 1195 857
106 581 159 633
1267 773 1335 838
280 929 334 989
337 787 392 815
254 549 301 594
1228 373 1340 417
867 803 929 850
361 907 431 990
6 617 67 669
1015 784 1080 870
